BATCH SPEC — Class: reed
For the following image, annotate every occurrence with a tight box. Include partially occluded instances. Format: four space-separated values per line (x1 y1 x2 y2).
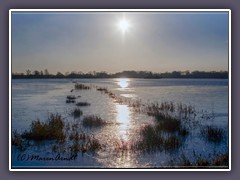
22 113 66 142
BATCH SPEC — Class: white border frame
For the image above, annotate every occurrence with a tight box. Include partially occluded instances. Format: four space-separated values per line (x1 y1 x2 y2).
9 9 231 171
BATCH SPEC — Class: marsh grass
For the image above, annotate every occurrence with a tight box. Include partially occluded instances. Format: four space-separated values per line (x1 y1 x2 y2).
82 115 107 128
71 108 83 118
75 83 91 90
76 102 91 106
132 125 182 152
201 126 225 143
68 131 101 153
22 114 66 142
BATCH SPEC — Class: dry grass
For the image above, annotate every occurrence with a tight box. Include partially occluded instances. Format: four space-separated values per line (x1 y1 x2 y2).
22 114 66 142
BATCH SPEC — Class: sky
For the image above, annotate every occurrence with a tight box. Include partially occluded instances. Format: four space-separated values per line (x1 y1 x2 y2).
11 11 229 74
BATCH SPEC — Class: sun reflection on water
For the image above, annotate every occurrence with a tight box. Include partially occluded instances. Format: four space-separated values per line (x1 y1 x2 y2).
117 78 130 89
116 104 131 140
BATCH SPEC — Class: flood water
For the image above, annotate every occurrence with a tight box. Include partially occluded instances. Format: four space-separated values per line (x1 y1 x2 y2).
11 78 229 168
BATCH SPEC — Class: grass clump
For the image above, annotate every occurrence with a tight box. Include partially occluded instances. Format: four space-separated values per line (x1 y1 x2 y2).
71 108 83 118
76 102 91 106
75 83 90 90
82 115 106 128
201 126 225 143
132 124 182 152
22 114 66 142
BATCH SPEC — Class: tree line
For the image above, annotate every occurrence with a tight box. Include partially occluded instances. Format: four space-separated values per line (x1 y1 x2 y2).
12 69 228 79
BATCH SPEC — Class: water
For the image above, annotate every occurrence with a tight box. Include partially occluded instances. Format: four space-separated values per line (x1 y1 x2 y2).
11 78 229 168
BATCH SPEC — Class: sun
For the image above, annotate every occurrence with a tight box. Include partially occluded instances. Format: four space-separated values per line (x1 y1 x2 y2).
117 18 130 34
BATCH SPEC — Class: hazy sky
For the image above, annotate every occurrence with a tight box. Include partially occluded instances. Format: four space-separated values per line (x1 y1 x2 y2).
11 11 229 74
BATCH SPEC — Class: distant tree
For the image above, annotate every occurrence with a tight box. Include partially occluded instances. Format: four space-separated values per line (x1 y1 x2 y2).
33 70 40 76
56 72 64 78
65 72 69 76
44 69 49 76
26 69 31 76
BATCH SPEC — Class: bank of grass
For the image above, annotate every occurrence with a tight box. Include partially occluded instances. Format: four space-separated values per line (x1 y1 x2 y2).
21 113 66 142
82 115 107 128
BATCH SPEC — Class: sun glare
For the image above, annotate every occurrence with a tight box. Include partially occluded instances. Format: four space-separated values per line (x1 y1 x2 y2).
117 78 130 89
117 18 130 34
